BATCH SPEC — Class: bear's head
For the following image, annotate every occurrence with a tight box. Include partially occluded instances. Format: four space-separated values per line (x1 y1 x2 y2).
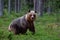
25 10 37 22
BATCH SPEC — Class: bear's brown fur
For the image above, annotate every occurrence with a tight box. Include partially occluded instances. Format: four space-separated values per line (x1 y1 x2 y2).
8 10 36 35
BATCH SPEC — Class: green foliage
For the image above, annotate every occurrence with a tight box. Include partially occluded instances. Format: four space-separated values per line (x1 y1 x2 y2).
0 12 60 40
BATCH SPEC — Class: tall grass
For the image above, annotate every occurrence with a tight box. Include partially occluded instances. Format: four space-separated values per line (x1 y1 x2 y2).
0 10 60 40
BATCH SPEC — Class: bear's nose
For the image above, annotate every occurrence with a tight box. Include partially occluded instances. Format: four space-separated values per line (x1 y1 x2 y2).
31 16 34 19
32 17 34 19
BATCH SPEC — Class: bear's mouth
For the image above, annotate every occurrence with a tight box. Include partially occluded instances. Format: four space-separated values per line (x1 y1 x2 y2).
31 17 35 21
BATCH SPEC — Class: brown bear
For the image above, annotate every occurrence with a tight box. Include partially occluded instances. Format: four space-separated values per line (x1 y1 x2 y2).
8 10 37 35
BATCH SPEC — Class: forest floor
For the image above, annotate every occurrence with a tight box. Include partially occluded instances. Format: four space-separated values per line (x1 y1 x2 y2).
0 12 60 40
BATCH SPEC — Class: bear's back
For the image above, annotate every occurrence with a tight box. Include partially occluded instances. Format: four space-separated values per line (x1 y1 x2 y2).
10 16 28 28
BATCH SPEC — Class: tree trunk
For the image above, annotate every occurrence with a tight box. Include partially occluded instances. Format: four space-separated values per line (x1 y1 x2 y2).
34 0 39 12
47 0 52 15
11 0 15 11
8 0 11 14
0 0 4 16
15 0 21 13
47 6 52 15
38 0 44 16
34 0 44 16
15 0 18 13
18 0 21 12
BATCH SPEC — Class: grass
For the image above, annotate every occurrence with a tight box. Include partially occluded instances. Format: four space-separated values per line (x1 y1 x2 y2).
0 12 60 40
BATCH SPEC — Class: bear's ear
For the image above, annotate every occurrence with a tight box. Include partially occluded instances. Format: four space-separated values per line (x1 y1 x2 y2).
35 10 37 13
28 9 31 12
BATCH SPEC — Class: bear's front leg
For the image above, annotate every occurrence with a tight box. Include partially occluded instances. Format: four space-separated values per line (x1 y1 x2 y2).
29 23 35 35
20 27 27 35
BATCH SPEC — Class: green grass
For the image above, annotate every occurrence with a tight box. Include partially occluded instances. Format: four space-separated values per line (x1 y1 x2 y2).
0 12 60 40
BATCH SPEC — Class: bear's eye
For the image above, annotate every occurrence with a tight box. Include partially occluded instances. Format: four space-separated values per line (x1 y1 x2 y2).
30 15 32 16
34 15 36 17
